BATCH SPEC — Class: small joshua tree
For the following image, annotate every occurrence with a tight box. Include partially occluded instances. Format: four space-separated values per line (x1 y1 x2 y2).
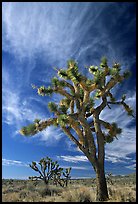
29 156 72 187
20 58 134 201
63 167 72 187
29 157 63 186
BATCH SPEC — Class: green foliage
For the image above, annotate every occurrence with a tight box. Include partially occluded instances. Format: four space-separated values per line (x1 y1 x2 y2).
104 134 114 143
89 65 98 74
86 79 94 86
20 124 37 136
67 59 77 68
109 67 120 77
58 69 69 80
100 57 108 68
122 102 134 117
52 77 66 87
57 114 69 127
104 122 122 144
38 86 53 96
34 119 41 123
112 62 121 70
59 105 68 114
79 88 84 100
67 64 82 84
52 77 59 87
94 70 104 85
58 80 66 87
110 123 122 136
60 98 71 107
48 102 58 113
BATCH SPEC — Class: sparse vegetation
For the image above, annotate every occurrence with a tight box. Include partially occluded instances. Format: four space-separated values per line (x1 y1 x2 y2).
2 173 136 202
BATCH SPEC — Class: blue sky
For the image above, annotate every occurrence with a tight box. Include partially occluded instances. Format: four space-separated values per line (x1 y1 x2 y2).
2 2 136 179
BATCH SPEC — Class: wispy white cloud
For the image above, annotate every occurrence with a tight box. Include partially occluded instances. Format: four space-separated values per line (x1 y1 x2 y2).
37 126 64 145
2 2 120 66
2 158 29 167
61 165 90 170
58 155 88 163
125 163 136 170
2 88 43 126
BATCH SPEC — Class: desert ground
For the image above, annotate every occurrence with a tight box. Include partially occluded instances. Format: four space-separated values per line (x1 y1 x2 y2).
2 173 136 202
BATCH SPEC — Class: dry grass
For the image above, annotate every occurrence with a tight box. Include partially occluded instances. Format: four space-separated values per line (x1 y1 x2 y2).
58 186 95 202
2 174 136 202
107 185 136 202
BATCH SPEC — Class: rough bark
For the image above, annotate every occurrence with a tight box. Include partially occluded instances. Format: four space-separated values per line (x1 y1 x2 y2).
95 165 109 201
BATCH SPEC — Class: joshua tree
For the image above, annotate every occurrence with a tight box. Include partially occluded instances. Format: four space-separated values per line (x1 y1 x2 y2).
63 167 72 187
20 58 134 201
29 156 72 188
29 157 63 186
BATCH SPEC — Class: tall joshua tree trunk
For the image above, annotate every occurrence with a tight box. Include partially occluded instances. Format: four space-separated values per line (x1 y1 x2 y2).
93 113 109 201
87 150 109 201
95 163 108 201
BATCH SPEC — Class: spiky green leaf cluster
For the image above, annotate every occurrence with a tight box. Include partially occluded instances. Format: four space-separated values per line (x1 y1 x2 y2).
93 70 105 85
52 77 66 87
67 59 77 68
59 105 68 114
104 134 114 143
89 65 98 74
67 64 82 84
38 86 53 96
122 102 134 117
29 161 39 171
34 119 41 123
52 77 59 87
79 88 84 100
110 123 122 136
60 98 71 107
48 102 58 113
104 122 122 144
112 63 121 70
58 69 69 80
57 114 69 127
86 79 94 86
109 67 120 77
100 57 108 68
20 124 37 136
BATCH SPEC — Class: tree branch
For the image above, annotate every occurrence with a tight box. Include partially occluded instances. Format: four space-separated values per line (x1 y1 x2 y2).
54 87 74 100
61 126 85 152
78 114 97 157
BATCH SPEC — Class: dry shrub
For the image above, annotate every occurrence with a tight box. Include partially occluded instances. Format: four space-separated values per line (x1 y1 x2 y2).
108 186 136 202
38 185 63 197
2 192 20 202
60 186 95 202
